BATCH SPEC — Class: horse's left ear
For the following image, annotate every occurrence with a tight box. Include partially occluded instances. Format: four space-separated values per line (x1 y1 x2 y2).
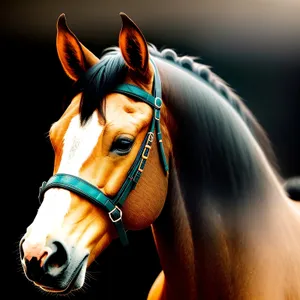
56 13 99 81
119 12 150 76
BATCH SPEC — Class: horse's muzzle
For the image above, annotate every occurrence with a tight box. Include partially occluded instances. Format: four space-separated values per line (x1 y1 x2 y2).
19 238 88 293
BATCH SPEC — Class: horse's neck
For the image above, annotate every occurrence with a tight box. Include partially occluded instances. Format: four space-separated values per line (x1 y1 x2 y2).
151 167 197 300
151 159 300 299
151 60 300 297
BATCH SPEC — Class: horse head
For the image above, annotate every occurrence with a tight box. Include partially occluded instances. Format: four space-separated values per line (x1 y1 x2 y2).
19 12 170 294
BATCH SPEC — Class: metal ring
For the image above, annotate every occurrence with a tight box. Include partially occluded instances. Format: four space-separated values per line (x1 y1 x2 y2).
108 206 122 223
154 97 162 109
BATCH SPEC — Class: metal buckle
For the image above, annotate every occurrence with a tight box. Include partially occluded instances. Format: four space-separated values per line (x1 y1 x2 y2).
142 145 151 160
143 132 154 160
138 158 145 173
108 206 122 223
147 131 154 143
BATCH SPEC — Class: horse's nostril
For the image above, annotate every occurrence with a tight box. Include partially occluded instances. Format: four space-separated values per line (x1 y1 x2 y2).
24 257 44 282
43 241 68 273
21 239 69 282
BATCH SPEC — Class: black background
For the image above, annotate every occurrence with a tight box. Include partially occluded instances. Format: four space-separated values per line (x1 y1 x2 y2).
3 1 299 299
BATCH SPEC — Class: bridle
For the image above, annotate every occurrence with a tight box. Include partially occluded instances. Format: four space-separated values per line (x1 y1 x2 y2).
38 57 169 247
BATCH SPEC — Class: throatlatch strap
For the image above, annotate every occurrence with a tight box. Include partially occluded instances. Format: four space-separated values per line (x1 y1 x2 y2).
38 56 168 247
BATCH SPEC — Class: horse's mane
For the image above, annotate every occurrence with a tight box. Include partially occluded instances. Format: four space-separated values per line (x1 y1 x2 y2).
147 44 279 174
72 44 279 176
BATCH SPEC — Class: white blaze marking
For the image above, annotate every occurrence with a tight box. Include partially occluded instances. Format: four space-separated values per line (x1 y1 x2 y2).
58 111 103 174
27 111 103 245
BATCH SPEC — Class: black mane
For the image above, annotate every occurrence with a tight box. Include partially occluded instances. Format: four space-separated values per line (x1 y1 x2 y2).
148 44 278 172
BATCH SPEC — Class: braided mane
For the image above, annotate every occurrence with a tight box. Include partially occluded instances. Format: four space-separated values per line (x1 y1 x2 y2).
149 44 249 126
148 44 279 172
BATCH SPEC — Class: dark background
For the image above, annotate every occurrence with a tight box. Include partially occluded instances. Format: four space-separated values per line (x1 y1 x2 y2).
3 0 299 299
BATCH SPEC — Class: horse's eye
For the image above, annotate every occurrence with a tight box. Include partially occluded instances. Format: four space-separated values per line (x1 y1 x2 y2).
110 137 134 155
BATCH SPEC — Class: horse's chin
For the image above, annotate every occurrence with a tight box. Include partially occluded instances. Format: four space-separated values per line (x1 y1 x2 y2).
35 255 88 295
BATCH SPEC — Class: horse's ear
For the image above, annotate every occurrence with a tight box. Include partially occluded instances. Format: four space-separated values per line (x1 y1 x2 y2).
56 13 99 81
119 12 149 76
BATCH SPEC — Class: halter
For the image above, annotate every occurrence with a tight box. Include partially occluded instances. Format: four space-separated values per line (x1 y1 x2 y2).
38 57 169 247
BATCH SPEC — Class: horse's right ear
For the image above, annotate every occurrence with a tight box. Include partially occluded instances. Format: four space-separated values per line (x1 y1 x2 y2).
56 13 99 81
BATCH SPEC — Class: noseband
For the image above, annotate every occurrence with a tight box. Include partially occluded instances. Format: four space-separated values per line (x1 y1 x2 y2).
38 58 169 246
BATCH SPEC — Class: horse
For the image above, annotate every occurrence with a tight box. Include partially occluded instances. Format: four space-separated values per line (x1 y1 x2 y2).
19 12 300 299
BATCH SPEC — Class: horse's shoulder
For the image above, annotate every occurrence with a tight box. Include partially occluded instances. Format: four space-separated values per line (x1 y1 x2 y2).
147 270 166 300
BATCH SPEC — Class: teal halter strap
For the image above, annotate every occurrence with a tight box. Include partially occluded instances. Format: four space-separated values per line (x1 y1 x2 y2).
38 58 168 247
